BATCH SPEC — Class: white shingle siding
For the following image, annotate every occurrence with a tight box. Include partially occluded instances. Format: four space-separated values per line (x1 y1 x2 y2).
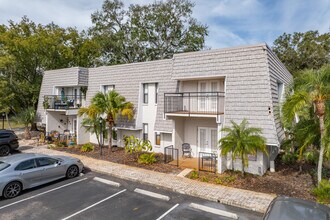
36 67 89 123
36 43 292 148
171 43 292 146
265 46 293 144
87 60 176 131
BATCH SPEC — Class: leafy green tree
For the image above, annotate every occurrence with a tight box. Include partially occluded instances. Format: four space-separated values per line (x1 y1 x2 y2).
219 119 267 176
0 17 100 125
90 0 208 65
14 107 36 139
0 80 15 129
89 90 134 152
272 31 330 75
282 65 330 184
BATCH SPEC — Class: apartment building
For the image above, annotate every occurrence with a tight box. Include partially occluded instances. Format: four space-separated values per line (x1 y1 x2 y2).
36 43 292 175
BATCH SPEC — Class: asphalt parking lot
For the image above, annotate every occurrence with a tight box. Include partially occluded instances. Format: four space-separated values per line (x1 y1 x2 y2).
0 171 263 220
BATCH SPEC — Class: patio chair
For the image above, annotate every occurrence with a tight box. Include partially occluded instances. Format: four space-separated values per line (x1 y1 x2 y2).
182 143 192 158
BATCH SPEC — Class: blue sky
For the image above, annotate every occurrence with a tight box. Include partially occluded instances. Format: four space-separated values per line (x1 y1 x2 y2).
0 0 329 49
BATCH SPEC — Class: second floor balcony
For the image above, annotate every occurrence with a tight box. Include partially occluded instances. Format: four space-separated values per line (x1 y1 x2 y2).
164 92 225 117
43 95 83 110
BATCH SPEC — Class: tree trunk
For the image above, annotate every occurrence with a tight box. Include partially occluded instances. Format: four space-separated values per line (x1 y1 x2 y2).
241 156 245 177
24 126 31 140
317 114 325 185
108 123 113 155
30 122 38 131
5 113 12 130
316 100 326 185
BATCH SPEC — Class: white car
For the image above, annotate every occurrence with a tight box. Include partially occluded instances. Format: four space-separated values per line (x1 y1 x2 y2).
0 153 84 199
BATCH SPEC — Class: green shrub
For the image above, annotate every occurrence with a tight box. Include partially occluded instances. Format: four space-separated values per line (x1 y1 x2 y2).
55 141 67 148
201 176 209 182
124 135 152 159
304 151 318 164
138 153 157 165
215 175 236 185
215 178 223 184
281 152 298 165
189 170 199 179
81 143 94 152
312 180 330 204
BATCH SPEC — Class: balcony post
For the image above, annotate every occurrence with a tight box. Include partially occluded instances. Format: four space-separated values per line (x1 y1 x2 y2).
217 92 219 116
164 93 166 113
188 92 190 117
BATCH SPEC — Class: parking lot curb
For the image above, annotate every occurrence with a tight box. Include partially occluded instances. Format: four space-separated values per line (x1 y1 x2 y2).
93 177 121 187
189 203 239 219
134 188 170 201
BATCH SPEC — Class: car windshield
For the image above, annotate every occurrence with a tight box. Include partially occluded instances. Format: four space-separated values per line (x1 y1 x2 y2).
0 161 10 171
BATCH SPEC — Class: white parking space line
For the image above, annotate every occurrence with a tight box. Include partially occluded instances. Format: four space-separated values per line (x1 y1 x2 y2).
189 203 239 219
155 203 179 220
93 177 121 187
0 178 87 211
134 188 170 201
61 189 127 220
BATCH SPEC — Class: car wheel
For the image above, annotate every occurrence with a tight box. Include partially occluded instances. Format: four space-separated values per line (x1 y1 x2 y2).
66 165 79 179
0 145 10 156
3 181 22 199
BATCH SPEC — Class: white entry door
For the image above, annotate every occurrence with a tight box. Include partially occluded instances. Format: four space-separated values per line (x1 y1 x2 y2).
198 127 218 154
198 81 219 113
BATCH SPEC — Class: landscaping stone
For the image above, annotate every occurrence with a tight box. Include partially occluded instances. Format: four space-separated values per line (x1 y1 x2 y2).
20 145 276 213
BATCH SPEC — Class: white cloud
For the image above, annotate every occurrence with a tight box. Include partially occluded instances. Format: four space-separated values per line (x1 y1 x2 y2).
210 0 263 18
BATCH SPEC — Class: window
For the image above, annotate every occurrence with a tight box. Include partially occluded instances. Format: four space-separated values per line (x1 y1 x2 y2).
143 123 148 141
36 157 58 167
155 132 161 145
143 83 148 104
277 82 284 103
155 83 158 104
102 85 115 94
0 133 10 139
15 159 37 171
0 161 10 171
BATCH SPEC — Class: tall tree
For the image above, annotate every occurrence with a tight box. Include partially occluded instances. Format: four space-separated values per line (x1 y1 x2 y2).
219 119 267 176
282 65 330 184
88 90 134 152
272 31 330 75
90 0 208 65
0 17 100 123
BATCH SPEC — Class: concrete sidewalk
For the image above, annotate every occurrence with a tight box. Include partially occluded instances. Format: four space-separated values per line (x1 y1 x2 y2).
21 145 275 213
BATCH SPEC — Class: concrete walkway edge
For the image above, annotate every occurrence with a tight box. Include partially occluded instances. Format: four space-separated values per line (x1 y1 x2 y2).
21 145 276 213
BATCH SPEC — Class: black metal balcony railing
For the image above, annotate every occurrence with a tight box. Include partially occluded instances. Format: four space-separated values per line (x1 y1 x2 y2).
43 95 83 110
164 92 225 115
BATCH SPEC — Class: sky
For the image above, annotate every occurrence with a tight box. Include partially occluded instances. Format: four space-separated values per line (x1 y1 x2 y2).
0 0 329 49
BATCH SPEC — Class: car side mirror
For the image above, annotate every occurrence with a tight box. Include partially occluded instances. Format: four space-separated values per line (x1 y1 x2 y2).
55 161 61 166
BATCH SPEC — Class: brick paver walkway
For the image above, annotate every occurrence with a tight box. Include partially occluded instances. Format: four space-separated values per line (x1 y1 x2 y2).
21 145 275 213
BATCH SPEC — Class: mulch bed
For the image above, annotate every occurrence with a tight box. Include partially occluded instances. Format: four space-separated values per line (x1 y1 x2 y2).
52 145 183 175
188 159 328 201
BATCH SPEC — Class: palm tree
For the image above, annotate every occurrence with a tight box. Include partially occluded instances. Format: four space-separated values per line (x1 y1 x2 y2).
15 107 36 140
219 119 267 176
78 104 107 148
282 65 330 184
90 90 134 152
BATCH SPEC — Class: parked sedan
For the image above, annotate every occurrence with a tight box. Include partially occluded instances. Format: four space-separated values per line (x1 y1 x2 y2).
0 153 84 199
0 130 19 156
263 196 330 220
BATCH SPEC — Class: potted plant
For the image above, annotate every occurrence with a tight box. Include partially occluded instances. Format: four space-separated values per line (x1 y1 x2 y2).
43 97 50 109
